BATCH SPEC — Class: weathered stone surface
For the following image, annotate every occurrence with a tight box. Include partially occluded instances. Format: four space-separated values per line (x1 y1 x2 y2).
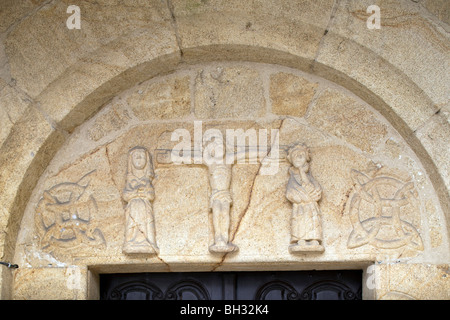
307 88 388 154
13 267 88 300
373 264 450 300
327 0 449 111
171 0 335 68
0 37 11 84
0 0 47 34
127 75 191 121
194 66 266 119
153 166 210 256
5 0 174 99
422 0 450 25
35 26 181 132
269 72 318 117
87 97 132 142
0 106 66 258
425 199 444 249
415 112 450 191
313 32 438 134
0 80 30 147
16 147 120 265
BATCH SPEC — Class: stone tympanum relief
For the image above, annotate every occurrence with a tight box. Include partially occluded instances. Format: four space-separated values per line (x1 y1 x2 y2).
122 147 159 254
285 144 324 253
34 171 106 250
347 169 423 252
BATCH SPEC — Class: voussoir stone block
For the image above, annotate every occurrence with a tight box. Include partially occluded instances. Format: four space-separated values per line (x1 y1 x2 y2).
171 0 335 68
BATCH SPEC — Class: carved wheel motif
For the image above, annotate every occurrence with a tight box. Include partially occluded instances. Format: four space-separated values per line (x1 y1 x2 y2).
35 171 106 250
347 170 423 251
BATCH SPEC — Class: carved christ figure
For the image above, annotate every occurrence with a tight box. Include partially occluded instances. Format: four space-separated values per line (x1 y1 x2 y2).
285 144 324 253
122 147 159 254
204 132 238 253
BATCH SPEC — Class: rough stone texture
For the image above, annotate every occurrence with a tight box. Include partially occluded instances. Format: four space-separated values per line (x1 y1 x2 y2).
127 75 191 121
415 112 450 191
373 263 450 300
269 72 318 117
422 0 450 25
0 79 30 146
0 0 48 34
0 36 11 83
326 0 449 114
0 106 66 299
87 97 132 142
13 267 88 300
425 199 444 249
35 26 181 132
307 88 388 154
313 31 438 134
0 106 66 258
171 0 336 67
5 0 174 99
194 66 266 119
0 1 448 300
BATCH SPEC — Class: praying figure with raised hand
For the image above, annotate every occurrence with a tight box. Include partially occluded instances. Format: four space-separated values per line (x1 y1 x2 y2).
285 143 324 253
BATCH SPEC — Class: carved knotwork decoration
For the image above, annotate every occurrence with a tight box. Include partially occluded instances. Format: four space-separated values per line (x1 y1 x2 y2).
35 170 106 250
347 169 423 251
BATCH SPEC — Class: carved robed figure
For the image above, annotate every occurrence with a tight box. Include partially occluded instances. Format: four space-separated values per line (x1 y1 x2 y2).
122 147 159 254
285 144 324 253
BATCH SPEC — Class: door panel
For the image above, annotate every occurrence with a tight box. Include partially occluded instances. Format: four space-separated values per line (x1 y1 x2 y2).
100 270 362 300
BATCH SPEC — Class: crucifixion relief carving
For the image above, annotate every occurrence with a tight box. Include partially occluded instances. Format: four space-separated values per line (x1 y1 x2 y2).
155 127 324 255
203 131 239 253
155 127 278 254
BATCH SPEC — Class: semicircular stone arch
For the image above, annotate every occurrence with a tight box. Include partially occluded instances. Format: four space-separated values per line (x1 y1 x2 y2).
0 0 448 299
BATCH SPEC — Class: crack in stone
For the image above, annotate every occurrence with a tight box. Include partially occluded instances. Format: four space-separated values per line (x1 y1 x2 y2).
105 145 123 207
230 119 285 241
125 212 170 271
166 0 184 60
212 119 285 271
311 0 341 71
339 182 356 215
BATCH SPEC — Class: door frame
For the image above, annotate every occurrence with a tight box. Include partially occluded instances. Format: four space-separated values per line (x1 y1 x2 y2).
87 261 375 300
